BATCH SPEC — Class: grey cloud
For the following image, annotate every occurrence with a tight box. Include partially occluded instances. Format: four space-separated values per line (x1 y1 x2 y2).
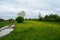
0 0 60 19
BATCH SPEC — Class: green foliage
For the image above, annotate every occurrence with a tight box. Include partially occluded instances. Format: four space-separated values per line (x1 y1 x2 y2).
38 12 43 21
16 16 24 23
8 18 14 22
38 14 60 22
38 17 43 21
44 15 49 21
48 14 59 21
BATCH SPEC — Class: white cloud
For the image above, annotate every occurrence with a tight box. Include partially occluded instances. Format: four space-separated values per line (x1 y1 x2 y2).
0 0 60 19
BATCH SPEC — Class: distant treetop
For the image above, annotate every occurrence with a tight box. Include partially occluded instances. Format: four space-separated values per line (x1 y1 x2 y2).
18 11 25 17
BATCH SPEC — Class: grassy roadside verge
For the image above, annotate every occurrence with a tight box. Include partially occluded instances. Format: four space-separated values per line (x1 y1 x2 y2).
0 21 11 28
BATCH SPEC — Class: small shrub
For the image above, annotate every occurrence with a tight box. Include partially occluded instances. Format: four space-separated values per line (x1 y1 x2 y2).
16 16 24 23
8 18 14 22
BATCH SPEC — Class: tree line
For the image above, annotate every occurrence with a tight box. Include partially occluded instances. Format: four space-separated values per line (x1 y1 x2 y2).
0 11 60 23
38 14 60 22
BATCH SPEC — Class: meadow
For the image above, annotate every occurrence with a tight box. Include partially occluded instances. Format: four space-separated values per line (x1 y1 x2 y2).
0 21 60 40
0 21 10 28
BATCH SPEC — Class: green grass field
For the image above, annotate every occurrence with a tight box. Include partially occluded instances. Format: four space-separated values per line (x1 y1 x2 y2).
0 21 60 40
0 21 10 28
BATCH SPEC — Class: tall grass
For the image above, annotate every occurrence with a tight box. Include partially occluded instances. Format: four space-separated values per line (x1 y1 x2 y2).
0 21 60 40
0 21 10 28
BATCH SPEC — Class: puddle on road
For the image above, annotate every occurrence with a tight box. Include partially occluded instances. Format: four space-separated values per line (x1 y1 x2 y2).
0 28 13 37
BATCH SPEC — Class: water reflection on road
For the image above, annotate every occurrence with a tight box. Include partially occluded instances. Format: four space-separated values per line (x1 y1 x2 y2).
0 25 15 37
0 28 13 37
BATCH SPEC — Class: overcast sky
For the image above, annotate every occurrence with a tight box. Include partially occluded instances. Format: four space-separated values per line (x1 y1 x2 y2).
0 0 60 19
